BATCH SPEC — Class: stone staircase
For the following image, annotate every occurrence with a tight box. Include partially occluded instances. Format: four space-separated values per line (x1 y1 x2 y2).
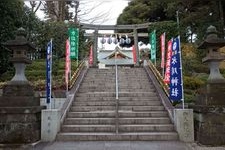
56 67 178 141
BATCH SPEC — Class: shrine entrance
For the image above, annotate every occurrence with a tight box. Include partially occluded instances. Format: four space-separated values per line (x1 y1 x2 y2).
80 22 151 66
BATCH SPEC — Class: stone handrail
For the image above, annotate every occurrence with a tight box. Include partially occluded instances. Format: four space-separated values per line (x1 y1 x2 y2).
147 60 169 96
144 60 175 122
60 60 88 124
69 61 85 89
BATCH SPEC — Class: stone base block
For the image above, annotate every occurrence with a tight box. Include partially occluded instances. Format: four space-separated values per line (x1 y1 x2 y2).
2 82 35 97
194 110 225 145
196 82 225 106
174 109 194 142
0 106 45 144
41 109 60 142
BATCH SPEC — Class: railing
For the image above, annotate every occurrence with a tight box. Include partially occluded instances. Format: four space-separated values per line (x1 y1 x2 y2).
147 60 169 96
115 57 119 134
69 61 85 89
60 60 87 124
145 60 175 122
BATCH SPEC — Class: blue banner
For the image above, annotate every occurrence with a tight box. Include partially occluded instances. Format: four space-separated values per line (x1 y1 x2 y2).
46 40 52 105
169 36 183 102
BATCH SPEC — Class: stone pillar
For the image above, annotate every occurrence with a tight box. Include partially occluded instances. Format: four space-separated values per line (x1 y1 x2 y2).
41 109 60 141
93 29 98 66
133 28 140 66
194 25 225 145
174 109 194 142
0 28 45 144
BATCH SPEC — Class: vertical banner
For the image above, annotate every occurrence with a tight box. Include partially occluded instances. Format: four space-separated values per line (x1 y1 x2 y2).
89 45 93 65
65 39 70 84
150 30 156 64
164 39 173 84
68 28 79 60
132 45 137 64
46 39 52 108
169 36 183 103
160 32 166 68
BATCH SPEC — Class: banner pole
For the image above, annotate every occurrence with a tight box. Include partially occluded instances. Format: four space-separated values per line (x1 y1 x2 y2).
178 36 185 109
50 38 52 109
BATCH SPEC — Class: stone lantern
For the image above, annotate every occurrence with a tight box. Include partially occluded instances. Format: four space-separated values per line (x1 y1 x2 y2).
198 25 225 83
0 28 45 145
4 27 33 84
193 25 225 145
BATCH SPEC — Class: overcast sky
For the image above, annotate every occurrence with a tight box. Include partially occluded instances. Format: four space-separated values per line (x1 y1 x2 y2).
27 1 129 25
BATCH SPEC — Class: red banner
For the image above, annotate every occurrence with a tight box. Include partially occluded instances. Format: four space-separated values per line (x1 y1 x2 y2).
164 39 173 84
65 39 70 84
89 45 93 65
160 33 165 68
132 45 137 64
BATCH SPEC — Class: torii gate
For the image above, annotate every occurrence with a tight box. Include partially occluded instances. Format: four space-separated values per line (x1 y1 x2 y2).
80 22 151 66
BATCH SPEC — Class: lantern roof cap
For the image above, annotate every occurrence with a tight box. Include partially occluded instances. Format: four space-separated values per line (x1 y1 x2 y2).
3 27 36 51
198 25 225 49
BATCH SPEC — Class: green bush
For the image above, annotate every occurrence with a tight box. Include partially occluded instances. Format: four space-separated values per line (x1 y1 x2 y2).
183 76 205 90
0 71 14 81
184 93 196 103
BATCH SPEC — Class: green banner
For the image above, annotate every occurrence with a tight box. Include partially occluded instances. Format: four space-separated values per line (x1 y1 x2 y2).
150 30 156 62
69 28 79 59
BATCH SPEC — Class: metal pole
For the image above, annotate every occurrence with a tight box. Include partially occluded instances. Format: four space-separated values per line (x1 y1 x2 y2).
115 52 118 100
48 39 53 109
176 10 180 35
178 36 185 109
115 52 119 134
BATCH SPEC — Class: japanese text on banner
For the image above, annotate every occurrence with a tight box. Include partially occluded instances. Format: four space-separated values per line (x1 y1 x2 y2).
164 39 173 84
69 28 79 60
169 36 183 102
150 30 156 62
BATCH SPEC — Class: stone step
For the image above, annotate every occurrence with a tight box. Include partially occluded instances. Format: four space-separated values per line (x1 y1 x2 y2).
61 124 175 133
70 106 164 112
57 68 178 142
62 125 115 132
71 106 115 112
79 85 154 90
74 96 160 101
78 89 154 93
79 85 154 88
75 92 158 97
67 111 168 118
73 101 116 106
119 111 168 118
64 117 171 125
73 100 161 106
64 118 115 125
82 80 115 85
119 118 171 124
56 132 179 141
78 89 116 92
86 71 116 77
118 124 175 132
67 111 115 118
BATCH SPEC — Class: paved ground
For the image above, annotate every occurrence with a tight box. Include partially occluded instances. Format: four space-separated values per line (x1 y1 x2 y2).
32 141 225 150
1 141 224 150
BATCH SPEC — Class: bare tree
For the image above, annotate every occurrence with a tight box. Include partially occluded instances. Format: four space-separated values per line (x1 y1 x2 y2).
29 1 42 13
77 1 111 24
41 1 69 21
38 0 110 24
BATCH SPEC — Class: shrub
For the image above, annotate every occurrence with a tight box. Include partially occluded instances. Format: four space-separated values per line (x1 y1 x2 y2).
183 76 205 90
